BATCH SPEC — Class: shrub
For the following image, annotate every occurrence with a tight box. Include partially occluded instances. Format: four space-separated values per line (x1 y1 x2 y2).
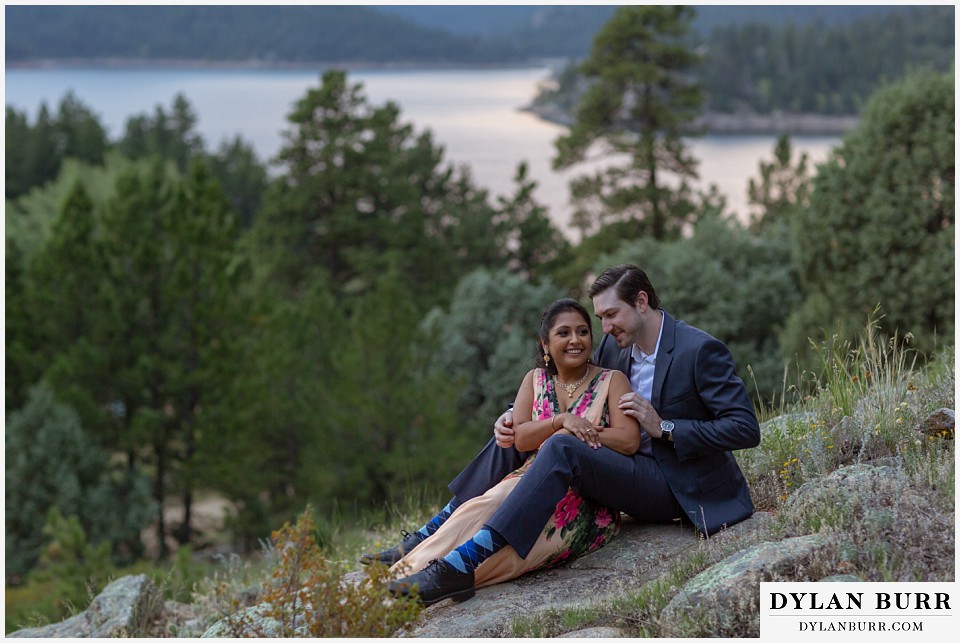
5 383 153 581
212 507 422 637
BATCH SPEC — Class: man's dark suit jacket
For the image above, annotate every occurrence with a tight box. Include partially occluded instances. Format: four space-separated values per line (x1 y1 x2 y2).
592 309 760 535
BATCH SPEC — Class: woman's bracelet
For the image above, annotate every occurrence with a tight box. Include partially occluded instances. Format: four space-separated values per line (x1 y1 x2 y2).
551 414 561 432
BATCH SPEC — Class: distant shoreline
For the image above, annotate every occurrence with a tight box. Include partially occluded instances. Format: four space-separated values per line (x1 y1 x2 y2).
5 57 559 73
522 104 859 137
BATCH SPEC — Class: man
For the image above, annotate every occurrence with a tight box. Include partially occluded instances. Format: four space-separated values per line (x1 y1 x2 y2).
366 264 760 604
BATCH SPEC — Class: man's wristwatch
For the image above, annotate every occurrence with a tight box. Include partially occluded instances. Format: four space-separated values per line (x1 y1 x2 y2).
659 420 675 441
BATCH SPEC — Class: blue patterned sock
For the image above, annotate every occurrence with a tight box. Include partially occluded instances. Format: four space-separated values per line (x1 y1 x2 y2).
442 525 507 574
416 498 461 539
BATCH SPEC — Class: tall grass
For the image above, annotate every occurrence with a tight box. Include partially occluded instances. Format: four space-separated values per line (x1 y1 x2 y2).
738 311 953 511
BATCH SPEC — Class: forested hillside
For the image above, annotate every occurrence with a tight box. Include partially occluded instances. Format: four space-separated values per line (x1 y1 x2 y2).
701 5 956 113
4 5 504 64
379 4 903 55
532 5 954 117
5 4 937 65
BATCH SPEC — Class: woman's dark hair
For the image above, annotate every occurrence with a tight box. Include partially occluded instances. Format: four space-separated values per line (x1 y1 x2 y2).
534 298 594 375
587 264 660 309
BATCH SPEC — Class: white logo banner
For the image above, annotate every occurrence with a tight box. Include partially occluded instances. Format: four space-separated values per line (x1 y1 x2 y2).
761 582 956 639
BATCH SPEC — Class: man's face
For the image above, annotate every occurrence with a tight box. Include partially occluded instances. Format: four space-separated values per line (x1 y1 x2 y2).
592 289 644 349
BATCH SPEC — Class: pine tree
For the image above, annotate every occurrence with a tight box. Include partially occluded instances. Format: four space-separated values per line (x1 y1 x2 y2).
783 71 954 361
161 160 246 545
327 267 468 507
747 134 812 231
494 162 571 281
5 107 32 199
5 384 152 580
256 69 501 307
554 5 704 241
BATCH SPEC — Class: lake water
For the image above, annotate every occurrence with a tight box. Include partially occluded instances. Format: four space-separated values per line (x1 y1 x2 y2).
5 66 841 239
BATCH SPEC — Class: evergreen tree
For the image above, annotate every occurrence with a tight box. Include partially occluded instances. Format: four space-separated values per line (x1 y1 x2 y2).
494 162 571 281
327 267 469 507
25 182 104 363
5 156 148 415
554 5 704 241
72 159 247 556
16 182 113 432
161 160 247 545
747 134 811 231
255 69 501 306
421 268 563 435
5 107 32 199
783 71 954 361
118 93 205 171
54 91 109 167
5 239 40 412
5 94 109 200
5 383 153 581
201 272 342 547
206 135 268 228
24 104 61 193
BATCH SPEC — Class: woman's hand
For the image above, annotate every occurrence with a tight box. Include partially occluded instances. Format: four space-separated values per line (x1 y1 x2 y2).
554 413 603 449
494 409 515 449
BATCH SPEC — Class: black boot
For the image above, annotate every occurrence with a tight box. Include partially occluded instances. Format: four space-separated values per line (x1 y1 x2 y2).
388 558 475 606
359 529 424 566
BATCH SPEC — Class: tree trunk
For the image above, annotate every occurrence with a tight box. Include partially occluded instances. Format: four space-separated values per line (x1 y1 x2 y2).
155 439 168 559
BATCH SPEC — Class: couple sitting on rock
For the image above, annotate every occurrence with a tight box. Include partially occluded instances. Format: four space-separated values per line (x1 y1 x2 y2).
360 264 761 606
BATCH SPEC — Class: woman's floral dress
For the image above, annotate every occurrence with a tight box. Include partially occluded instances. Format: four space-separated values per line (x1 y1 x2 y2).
390 368 623 587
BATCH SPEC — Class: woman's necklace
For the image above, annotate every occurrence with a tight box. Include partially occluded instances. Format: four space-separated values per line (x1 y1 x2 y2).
555 367 591 398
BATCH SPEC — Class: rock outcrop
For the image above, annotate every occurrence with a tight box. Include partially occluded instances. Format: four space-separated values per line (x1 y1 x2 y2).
660 533 832 637
9 575 162 638
916 407 955 440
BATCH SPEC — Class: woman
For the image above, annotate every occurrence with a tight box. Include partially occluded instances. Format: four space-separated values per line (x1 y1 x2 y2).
386 298 641 605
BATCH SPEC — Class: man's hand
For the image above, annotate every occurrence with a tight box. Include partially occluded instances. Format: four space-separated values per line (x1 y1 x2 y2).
494 409 515 449
618 392 664 437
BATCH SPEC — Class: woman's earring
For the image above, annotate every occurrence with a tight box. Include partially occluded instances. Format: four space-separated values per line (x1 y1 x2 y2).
544 353 551 366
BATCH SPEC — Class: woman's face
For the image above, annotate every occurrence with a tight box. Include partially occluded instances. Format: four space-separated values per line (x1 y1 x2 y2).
542 311 592 371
